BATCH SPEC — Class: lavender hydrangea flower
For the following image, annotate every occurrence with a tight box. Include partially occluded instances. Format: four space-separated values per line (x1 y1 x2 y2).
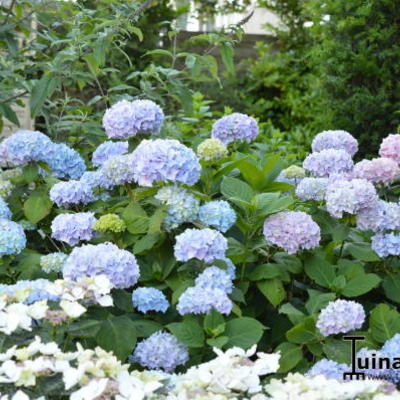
325 179 378 218
0 219 26 256
357 201 400 232
353 158 399 184
155 186 200 230
63 242 140 289
371 233 400 258
42 143 86 180
92 141 128 167
379 134 400 165
174 228 227 263
263 211 320 254
0 279 58 304
295 177 329 201
100 154 135 186
381 334 400 383
40 252 68 273
211 113 259 145
131 332 188 372
311 130 358 156
0 197 11 220
198 200 236 232
51 212 96 246
132 139 201 187
177 286 232 315
303 149 354 177
50 180 94 207
132 287 169 313
102 99 164 139
0 130 53 165
306 359 349 380
79 170 113 190
356 348 386 378
194 266 233 294
316 299 365 336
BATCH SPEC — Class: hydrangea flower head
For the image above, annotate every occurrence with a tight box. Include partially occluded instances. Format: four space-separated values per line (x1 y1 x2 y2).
357 201 400 232
92 141 128 167
306 359 349 380
42 143 86 180
174 228 227 263
132 287 169 313
0 130 53 165
283 165 306 179
50 180 94 207
194 266 233 294
130 99 164 135
79 170 113 190
155 186 200 230
311 130 358 156
197 138 228 161
0 279 58 304
325 179 378 218
132 332 188 372
371 233 400 258
100 154 134 187
93 214 126 233
381 334 400 383
379 134 400 165
0 197 11 220
51 212 96 246
177 286 232 315
1 167 22 181
132 139 201 187
0 178 13 197
211 113 259 145
263 211 320 254
0 219 26 256
353 157 399 184
40 252 68 273
63 242 140 289
198 200 236 232
295 177 329 201
316 299 365 336
303 149 354 177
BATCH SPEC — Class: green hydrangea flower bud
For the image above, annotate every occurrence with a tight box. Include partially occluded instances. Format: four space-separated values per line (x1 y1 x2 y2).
40 252 68 273
0 178 13 198
283 165 306 179
197 138 228 161
93 213 126 233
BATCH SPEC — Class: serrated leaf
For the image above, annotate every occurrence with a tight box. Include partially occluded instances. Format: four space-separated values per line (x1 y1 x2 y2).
24 192 52 223
275 342 303 372
257 279 286 306
225 317 265 349
342 273 381 297
167 319 205 348
370 304 400 343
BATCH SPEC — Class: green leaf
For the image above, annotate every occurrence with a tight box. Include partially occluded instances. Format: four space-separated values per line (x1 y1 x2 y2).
122 202 149 234
342 274 381 297
133 233 161 254
0 102 19 125
286 317 318 344
305 290 336 314
131 320 162 338
148 208 167 233
24 192 52 223
255 193 294 216
167 319 205 348
96 316 137 360
113 289 133 312
323 339 352 364
279 303 305 325
257 279 286 306
68 319 101 338
204 310 225 335
383 274 400 303
84 53 100 76
225 317 264 348
220 176 254 206
275 342 303 373
249 264 282 281
131 27 143 41
30 76 59 118
207 336 229 348
304 254 336 288
220 42 235 75
370 304 400 343
237 159 264 189
346 243 380 262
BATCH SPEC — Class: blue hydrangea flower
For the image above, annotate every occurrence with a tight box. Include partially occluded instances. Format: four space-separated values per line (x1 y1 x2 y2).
174 228 227 263
42 143 86 180
132 287 169 313
50 180 94 208
295 177 329 201
306 359 349 380
132 139 201 187
311 130 358 156
40 252 68 273
0 130 53 165
51 212 97 246
325 179 378 218
316 299 365 336
63 242 140 289
79 170 113 190
198 200 236 233
211 113 259 145
0 219 26 256
381 334 400 383
356 348 386 379
131 332 188 372
371 233 400 258
177 286 232 315
0 279 58 304
357 201 400 232
155 186 200 230
100 154 135 186
102 99 164 139
303 149 354 177
0 197 11 220
221 257 236 280
194 266 233 294
92 141 129 167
